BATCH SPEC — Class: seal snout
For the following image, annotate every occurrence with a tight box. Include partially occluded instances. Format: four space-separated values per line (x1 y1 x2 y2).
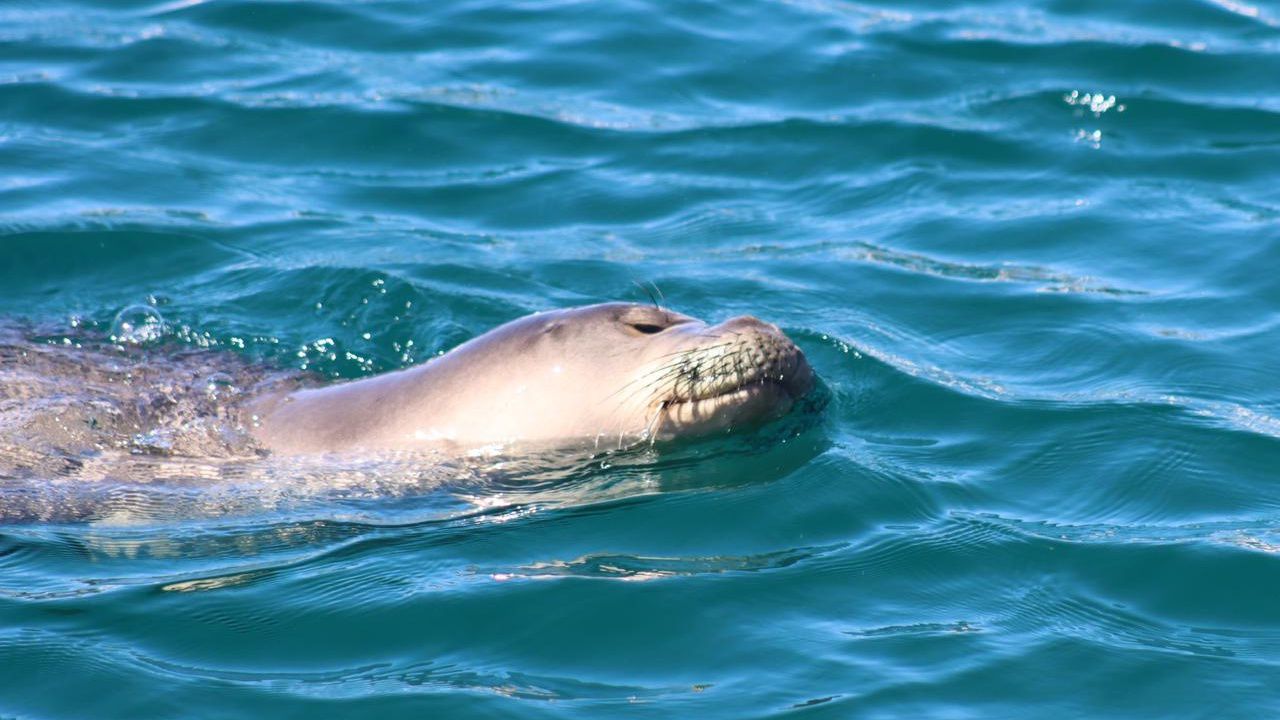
670 314 813 403
729 315 813 397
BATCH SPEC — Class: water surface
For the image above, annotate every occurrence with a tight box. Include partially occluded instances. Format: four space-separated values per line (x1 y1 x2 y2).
3 0 1280 716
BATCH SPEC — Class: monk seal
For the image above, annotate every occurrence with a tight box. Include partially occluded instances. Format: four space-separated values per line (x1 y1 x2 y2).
249 303 814 455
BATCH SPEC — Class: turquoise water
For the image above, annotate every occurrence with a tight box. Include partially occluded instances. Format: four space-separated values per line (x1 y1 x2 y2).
4 0 1280 715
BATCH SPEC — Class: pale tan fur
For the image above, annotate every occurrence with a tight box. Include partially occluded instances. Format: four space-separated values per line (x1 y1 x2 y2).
249 303 813 455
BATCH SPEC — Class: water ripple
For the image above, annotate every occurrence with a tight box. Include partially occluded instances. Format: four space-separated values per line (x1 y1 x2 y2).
3 0 1280 716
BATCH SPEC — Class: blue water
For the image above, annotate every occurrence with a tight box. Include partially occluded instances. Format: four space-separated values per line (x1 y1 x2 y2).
4 0 1280 716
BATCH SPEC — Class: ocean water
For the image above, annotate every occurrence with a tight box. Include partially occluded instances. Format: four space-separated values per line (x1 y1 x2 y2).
3 0 1280 716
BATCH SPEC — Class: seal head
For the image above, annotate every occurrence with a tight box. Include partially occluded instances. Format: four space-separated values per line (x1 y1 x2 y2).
251 303 814 454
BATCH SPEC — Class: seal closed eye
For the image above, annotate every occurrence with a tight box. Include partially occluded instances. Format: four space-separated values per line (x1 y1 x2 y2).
249 302 814 455
616 305 691 335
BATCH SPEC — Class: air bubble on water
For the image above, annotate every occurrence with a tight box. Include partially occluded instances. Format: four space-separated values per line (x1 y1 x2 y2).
111 304 168 345
201 372 238 401
131 428 174 454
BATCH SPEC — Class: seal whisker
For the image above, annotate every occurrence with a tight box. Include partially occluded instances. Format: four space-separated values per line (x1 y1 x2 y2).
601 355 694 405
607 362 692 417
602 367 685 427
646 403 668 447
646 341 736 364
600 344 726 397
602 341 740 406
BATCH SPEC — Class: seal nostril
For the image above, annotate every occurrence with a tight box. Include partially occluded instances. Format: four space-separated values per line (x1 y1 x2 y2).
721 316 779 335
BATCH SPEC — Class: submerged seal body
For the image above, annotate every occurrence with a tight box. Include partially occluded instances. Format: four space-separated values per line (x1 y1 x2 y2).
250 303 814 455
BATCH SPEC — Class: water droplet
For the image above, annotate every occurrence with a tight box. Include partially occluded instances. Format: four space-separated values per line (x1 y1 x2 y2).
110 304 168 345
